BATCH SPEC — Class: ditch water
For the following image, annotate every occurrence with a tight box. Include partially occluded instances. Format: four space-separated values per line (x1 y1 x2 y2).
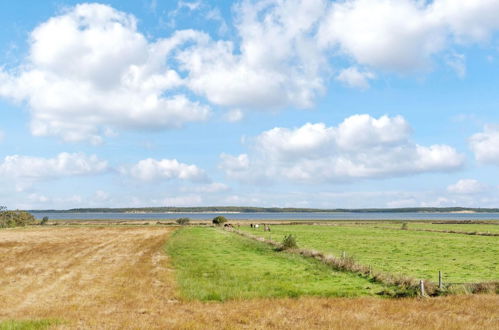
31 212 499 221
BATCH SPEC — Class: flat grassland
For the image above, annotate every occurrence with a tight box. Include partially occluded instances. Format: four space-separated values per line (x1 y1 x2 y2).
166 227 387 300
367 222 499 234
0 226 498 329
240 225 499 283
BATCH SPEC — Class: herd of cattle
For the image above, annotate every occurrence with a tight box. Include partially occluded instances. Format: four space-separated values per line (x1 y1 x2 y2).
223 223 271 231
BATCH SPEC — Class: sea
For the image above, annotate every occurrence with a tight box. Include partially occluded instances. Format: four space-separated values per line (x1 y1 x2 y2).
31 212 499 221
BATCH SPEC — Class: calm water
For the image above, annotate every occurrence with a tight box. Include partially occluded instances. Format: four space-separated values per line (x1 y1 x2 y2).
32 212 499 221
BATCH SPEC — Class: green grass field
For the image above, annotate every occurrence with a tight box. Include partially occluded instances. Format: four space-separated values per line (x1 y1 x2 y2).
240 225 499 283
369 222 499 234
0 320 58 330
165 227 390 301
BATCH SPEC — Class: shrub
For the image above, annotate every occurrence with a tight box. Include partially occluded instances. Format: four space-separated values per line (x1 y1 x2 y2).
281 234 298 250
212 216 228 225
401 222 409 230
176 217 190 225
0 209 36 228
41 216 49 225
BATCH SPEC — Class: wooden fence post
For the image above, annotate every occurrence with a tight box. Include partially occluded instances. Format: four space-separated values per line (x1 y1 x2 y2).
438 271 443 289
342 251 346 258
420 280 425 296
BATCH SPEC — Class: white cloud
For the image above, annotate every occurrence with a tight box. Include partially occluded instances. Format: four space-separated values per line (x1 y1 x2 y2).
445 52 466 78
336 67 375 89
220 114 464 183
177 0 328 109
0 4 210 143
318 0 499 72
224 109 244 122
0 152 108 180
181 182 230 193
163 194 203 206
447 179 486 194
123 158 208 182
2 0 499 142
469 125 499 165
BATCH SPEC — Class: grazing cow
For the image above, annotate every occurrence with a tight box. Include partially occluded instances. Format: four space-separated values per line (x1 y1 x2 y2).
250 223 254 228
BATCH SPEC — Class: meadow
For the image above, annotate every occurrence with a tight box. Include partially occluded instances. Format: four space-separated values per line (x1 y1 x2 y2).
165 227 388 300
0 224 498 329
240 224 499 283
366 221 499 234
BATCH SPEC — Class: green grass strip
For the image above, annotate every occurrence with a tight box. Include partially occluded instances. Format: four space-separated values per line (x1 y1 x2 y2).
0 320 59 330
165 227 389 301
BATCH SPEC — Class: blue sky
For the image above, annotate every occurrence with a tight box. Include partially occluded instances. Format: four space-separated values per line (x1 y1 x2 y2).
1 0 499 209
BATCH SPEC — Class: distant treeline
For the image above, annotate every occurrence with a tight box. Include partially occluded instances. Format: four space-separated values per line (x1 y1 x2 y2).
28 206 499 213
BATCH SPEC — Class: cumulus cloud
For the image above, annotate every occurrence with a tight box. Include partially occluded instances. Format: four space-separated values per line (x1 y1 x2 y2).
177 0 328 109
0 4 210 143
447 179 486 194
2 0 499 143
0 152 108 180
220 114 464 183
469 125 499 164
336 67 375 89
318 0 499 72
224 109 244 122
123 158 208 182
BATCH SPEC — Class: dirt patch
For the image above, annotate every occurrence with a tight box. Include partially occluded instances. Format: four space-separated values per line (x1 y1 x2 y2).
0 226 498 329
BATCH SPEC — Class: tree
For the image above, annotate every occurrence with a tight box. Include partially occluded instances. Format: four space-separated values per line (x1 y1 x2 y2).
41 216 49 225
212 216 228 225
176 217 190 225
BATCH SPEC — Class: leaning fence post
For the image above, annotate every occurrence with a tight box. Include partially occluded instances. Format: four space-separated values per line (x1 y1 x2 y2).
419 280 425 296
438 271 443 289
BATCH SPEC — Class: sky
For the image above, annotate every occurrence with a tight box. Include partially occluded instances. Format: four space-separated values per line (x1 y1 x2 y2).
1 0 499 210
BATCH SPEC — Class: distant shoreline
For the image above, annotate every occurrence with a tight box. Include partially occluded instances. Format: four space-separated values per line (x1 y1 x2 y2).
29 207 499 215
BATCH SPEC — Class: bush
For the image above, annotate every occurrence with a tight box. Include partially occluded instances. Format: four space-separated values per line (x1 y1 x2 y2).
41 216 49 225
176 217 190 225
0 209 36 228
212 216 228 225
281 234 298 250
401 222 409 230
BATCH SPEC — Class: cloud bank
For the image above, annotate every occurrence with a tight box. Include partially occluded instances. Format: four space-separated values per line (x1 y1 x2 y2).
220 114 464 183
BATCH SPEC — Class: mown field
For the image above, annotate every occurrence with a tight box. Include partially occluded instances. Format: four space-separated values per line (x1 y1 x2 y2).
165 227 388 300
1 224 498 329
240 225 499 283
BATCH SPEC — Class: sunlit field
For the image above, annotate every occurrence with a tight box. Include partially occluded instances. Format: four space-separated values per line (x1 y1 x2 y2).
0 225 498 329
240 224 499 283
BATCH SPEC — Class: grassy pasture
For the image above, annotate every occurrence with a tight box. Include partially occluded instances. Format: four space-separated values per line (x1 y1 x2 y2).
241 225 499 283
165 227 389 300
0 319 57 330
369 222 499 234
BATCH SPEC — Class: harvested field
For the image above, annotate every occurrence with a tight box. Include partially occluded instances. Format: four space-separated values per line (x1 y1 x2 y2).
0 226 498 329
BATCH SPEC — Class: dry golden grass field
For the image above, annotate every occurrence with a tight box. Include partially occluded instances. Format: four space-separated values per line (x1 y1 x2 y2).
0 226 498 329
